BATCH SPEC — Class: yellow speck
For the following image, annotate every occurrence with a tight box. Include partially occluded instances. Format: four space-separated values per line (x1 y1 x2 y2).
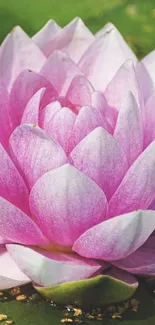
11 287 21 296
0 292 3 296
16 294 27 301
73 308 82 316
61 319 73 323
6 321 14 325
112 313 122 319
0 314 7 321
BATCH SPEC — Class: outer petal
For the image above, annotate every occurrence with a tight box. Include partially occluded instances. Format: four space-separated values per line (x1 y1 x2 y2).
143 92 155 148
7 245 102 286
41 18 94 62
9 70 57 129
79 24 137 92
0 196 48 245
73 210 155 261
32 19 61 53
21 88 45 125
67 75 94 110
114 92 143 166
113 234 155 276
69 106 112 152
105 60 141 111
40 50 82 96
0 27 46 91
10 124 67 189
136 61 153 105
45 107 76 155
108 141 155 217
142 50 155 86
0 143 29 214
0 81 12 150
70 127 128 200
30 164 107 246
39 101 62 128
0 247 30 289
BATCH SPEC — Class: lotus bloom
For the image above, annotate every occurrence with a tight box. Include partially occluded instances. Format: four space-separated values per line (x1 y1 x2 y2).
0 18 155 306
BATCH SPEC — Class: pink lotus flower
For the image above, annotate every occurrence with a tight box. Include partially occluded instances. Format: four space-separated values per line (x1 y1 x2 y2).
0 18 155 306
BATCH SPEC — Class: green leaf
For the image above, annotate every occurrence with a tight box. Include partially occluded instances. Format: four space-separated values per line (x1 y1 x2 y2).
35 274 137 308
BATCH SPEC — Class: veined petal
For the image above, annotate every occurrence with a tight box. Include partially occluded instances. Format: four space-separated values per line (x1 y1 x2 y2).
21 88 45 125
30 164 107 246
10 124 67 189
142 50 155 86
7 245 102 286
0 247 30 289
67 75 94 110
73 210 155 261
0 26 46 91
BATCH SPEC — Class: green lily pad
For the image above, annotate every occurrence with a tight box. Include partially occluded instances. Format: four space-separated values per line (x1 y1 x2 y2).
0 281 155 324
35 274 137 308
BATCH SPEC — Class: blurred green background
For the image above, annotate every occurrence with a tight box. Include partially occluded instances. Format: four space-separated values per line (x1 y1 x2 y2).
0 0 155 59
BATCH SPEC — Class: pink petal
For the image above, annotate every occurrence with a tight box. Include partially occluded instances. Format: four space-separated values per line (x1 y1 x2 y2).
136 62 153 105
142 50 155 86
91 91 118 130
0 27 46 91
105 60 140 111
70 127 128 200
0 197 48 245
0 143 29 214
21 88 45 125
69 106 112 152
30 164 107 246
114 92 143 166
79 25 137 92
32 20 61 53
0 81 12 150
143 92 155 148
7 245 102 286
45 107 76 155
41 18 94 62
113 234 155 276
39 101 62 128
40 50 82 96
67 75 94 110
10 124 67 189
0 247 30 289
73 210 155 261
108 141 155 217
9 70 57 129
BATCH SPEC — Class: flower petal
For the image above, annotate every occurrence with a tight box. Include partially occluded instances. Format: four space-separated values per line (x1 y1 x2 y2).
9 70 57 129
105 60 140 111
39 101 62 128
10 124 67 189
0 247 30 289
79 24 137 92
70 127 128 200
67 75 94 110
0 197 47 245
0 81 12 150
45 107 76 155
30 164 107 246
143 92 155 148
73 210 155 261
41 18 94 62
108 141 155 217
32 19 61 53
114 92 143 166
142 50 155 86
0 143 29 214
113 234 155 276
0 27 46 91
21 88 45 124
69 107 112 152
40 50 82 96
7 245 101 286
